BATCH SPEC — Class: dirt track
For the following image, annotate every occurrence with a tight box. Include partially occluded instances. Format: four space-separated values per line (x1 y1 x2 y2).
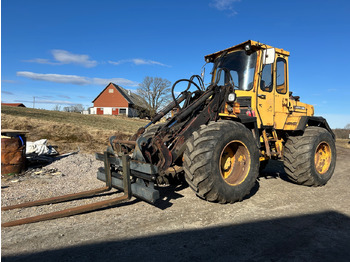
2 146 350 261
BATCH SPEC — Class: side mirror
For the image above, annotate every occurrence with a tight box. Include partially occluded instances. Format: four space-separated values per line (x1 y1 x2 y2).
201 66 205 81
262 48 275 65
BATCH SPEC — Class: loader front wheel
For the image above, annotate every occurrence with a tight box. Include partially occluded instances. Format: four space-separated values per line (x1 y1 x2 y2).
183 121 259 203
283 127 336 186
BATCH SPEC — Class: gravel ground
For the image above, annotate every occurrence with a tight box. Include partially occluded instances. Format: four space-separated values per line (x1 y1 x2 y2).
2 154 104 205
2 147 350 261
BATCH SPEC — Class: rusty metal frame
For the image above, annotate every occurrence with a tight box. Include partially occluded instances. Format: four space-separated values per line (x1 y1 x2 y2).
1 153 132 228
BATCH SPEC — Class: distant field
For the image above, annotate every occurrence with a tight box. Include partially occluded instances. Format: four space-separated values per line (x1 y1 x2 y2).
1 106 148 153
2 106 349 153
336 139 350 149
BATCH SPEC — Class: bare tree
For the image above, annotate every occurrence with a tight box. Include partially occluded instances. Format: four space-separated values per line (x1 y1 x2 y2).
137 76 171 117
52 104 61 111
62 104 85 113
345 123 350 129
71 104 85 113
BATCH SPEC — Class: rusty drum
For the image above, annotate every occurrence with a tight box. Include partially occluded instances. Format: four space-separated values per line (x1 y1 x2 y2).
1 130 28 175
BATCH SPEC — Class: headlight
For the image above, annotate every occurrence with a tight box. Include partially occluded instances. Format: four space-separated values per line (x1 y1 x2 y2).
228 93 236 102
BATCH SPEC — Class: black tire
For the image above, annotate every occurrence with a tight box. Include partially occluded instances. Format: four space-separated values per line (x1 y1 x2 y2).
283 127 336 186
142 123 165 139
183 120 259 203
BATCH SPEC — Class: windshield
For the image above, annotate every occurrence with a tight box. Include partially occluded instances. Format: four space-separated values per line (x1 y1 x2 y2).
212 50 257 91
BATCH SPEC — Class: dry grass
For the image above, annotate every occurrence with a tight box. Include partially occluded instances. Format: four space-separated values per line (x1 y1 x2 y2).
1 106 148 153
335 139 350 149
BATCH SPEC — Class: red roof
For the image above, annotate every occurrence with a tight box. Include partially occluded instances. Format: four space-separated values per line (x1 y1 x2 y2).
1 103 26 107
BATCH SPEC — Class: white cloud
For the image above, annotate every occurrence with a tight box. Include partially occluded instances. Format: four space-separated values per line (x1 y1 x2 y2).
58 95 71 99
210 0 240 15
17 71 90 85
23 58 60 65
52 50 97 67
2 91 14 95
16 71 139 87
108 58 170 67
108 60 122 66
92 77 139 87
2 79 17 83
24 50 97 68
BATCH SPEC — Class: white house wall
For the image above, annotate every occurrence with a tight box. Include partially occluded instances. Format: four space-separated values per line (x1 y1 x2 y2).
89 108 96 114
90 107 130 116
104 108 113 115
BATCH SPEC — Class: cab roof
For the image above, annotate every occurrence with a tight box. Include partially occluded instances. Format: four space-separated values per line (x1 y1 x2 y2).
204 40 290 62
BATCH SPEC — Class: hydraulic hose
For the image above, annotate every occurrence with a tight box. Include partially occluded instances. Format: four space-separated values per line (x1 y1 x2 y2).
171 79 202 109
174 88 215 122
144 92 187 128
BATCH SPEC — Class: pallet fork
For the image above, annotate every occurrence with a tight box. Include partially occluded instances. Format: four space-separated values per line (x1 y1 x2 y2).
1 153 132 228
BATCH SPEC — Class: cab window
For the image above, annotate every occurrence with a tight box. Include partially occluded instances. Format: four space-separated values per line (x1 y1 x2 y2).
276 58 287 94
213 50 257 91
260 64 273 92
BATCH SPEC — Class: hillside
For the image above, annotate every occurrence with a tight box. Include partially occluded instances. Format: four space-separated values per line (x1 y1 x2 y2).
3 106 349 154
1 106 148 153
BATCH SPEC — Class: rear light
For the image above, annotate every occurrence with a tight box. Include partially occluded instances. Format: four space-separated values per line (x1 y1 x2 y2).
246 110 256 117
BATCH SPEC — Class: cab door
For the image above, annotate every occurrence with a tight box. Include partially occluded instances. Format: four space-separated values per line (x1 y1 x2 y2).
274 56 290 129
257 62 275 127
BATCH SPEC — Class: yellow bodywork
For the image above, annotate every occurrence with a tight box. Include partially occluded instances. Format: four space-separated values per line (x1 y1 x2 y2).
211 40 317 160
212 40 314 131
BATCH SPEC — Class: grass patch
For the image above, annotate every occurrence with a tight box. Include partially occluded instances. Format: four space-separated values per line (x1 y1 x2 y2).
335 139 350 149
2 106 148 133
1 106 148 153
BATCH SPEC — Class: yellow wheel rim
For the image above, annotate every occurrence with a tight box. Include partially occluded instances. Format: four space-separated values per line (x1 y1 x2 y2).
314 142 332 174
220 140 250 186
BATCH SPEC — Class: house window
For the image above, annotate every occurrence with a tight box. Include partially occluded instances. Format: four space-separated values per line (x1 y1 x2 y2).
109 89 114 93
120 108 127 114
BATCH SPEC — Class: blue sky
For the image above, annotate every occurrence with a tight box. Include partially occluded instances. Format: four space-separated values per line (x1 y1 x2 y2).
2 0 350 128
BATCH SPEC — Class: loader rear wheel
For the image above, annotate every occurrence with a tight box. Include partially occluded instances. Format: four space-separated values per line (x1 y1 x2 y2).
183 121 259 203
283 127 336 186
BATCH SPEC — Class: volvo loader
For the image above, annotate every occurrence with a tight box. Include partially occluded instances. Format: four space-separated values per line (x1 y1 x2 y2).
2 40 336 227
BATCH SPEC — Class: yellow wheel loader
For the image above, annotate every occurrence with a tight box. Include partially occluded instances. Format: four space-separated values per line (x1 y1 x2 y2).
2 40 336 227
100 40 335 204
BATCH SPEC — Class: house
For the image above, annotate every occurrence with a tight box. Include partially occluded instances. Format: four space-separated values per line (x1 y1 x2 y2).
91 82 148 117
1 103 26 107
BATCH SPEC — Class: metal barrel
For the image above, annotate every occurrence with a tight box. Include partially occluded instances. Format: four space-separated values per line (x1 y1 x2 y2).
1 136 26 175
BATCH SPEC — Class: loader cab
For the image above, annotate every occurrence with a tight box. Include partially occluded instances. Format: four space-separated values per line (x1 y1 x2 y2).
206 40 291 129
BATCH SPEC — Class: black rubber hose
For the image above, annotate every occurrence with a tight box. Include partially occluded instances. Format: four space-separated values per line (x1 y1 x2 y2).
171 79 202 109
188 75 205 91
174 89 215 122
